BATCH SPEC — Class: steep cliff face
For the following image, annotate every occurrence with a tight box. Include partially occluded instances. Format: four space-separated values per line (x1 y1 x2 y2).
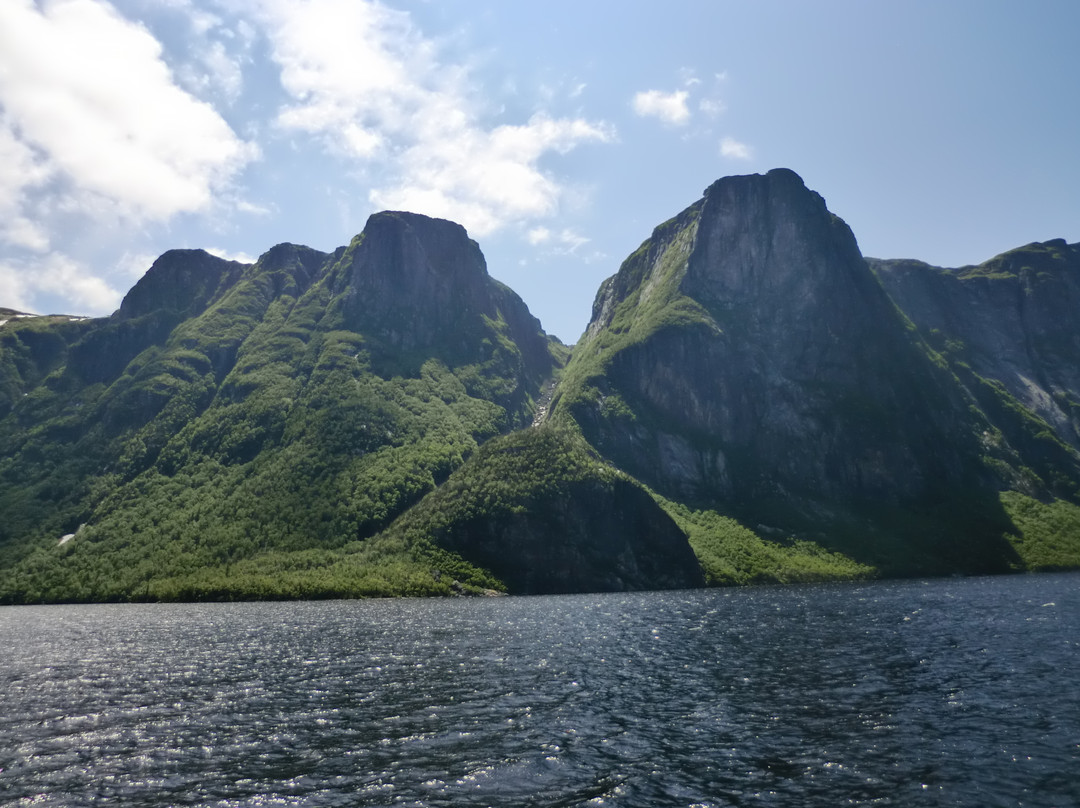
871 240 1080 450
338 212 489 347
438 475 702 594
329 211 555 417
337 212 548 357
555 169 1022 573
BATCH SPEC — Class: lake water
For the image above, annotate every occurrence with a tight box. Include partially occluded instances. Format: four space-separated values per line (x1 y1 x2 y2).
1 574 1078 807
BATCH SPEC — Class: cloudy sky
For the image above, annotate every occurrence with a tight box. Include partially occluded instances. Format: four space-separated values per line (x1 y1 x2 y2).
1 0 1078 341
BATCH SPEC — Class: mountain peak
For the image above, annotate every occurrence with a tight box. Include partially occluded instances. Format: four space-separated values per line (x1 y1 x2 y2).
337 210 494 349
118 249 246 320
702 166 809 198
559 169 1022 575
686 168 859 309
359 209 488 284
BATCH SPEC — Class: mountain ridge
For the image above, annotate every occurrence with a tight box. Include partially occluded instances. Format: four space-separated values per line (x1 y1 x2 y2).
870 239 1080 453
2 170 1079 602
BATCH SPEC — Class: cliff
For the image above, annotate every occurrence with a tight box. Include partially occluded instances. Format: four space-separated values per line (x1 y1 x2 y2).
871 241 1080 451
553 169 1080 576
382 426 705 594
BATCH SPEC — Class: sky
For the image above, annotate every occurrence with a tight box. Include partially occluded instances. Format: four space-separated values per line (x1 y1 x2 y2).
1 0 1078 342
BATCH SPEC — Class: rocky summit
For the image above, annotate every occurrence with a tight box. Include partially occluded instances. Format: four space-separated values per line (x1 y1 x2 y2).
1 171 1079 602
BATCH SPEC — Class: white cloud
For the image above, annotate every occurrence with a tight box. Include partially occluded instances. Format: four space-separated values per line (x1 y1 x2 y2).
525 225 589 255
632 89 691 126
43 255 124 313
552 228 589 254
372 114 612 235
206 247 258 264
699 98 727 118
0 0 257 233
0 263 33 313
0 118 53 251
720 136 753 161
527 226 551 245
0 253 123 316
635 72 732 129
236 199 273 216
0 0 259 316
115 251 160 280
259 0 613 236
178 37 246 104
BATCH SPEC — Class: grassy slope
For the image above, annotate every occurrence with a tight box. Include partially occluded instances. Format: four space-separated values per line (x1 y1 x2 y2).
657 497 875 585
1001 492 1080 571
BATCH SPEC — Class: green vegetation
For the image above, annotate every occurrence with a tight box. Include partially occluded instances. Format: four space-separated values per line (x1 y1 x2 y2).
2 199 1079 604
658 497 875 585
957 238 1073 281
374 423 704 594
382 425 625 540
1001 491 1080 571
0 224 558 604
1 527 501 603
551 204 714 421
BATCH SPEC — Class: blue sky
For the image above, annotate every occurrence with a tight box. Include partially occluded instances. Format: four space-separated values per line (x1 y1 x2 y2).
1 0 1077 342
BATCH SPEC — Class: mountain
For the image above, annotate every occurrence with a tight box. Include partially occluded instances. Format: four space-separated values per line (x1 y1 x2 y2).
0 211 701 602
549 169 1080 579
870 241 1080 452
2 171 1079 602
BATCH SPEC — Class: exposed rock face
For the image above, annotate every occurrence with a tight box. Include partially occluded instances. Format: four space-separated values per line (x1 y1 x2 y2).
340 212 489 342
340 213 528 343
568 170 977 500
557 169 1020 572
871 240 1080 449
336 211 554 398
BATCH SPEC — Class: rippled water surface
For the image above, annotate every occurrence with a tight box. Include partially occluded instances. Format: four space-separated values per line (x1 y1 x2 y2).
2 574 1079 807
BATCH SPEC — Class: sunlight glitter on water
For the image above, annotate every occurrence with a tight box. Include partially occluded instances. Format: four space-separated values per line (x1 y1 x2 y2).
1 575 1079 807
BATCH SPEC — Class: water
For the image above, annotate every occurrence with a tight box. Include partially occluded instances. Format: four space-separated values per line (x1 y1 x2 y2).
1 574 1078 807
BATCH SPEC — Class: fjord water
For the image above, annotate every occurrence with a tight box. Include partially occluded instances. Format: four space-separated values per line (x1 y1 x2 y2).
2 575 1078 807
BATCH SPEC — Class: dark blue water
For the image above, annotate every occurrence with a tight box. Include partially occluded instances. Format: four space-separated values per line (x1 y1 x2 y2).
1 574 1078 807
